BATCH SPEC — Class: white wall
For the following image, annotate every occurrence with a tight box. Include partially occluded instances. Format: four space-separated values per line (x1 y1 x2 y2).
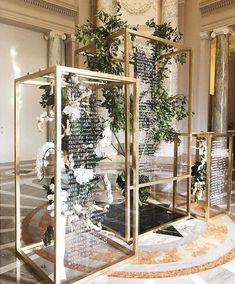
0 23 47 163
183 1 209 132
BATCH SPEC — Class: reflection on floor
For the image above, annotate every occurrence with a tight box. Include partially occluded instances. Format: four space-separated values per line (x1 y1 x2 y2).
1 162 235 284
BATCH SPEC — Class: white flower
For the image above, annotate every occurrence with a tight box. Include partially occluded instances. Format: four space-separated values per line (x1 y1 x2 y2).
104 174 113 204
63 105 80 121
47 203 54 211
104 204 110 213
47 194 54 201
71 75 80 85
35 142 55 180
99 126 112 147
74 167 94 185
61 190 69 202
50 184 54 192
64 153 75 169
86 218 102 232
36 111 54 132
74 204 83 214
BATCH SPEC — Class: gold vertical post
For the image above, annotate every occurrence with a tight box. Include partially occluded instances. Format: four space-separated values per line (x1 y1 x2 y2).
54 66 62 284
124 29 131 241
205 135 212 221
14 81 21 252
132 81 139 254
173 135 178 210
227 134 233 213
195 137 200 161
187 49 193 217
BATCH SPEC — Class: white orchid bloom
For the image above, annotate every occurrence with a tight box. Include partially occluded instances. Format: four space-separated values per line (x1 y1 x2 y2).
74 204 83 214
35 142 55 180
36 111 54 132
74 167 94 185
63 105 81 121
99 126 112 147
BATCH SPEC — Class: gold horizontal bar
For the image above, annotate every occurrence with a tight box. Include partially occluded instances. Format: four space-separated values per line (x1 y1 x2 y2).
139 215 189 238
21 241 44 251
17 249 54 284
137 174 190 189
74 29 125 56
91 81 132 91
126 28 192 50
159 48 191 59
75 42 95 54
15 67 55 83
68 254 136 284
15 65 138 85
176 132 191 137
59 65 138 84
109 28 126 39
21 80 50 86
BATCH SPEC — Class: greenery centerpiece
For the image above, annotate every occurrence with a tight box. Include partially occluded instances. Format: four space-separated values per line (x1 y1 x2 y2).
75 2 189 205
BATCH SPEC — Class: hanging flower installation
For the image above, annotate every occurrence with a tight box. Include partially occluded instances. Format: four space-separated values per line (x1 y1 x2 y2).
37 73 114 249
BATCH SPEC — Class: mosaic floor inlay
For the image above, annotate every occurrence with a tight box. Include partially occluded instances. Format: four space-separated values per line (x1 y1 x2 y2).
1 162 235 284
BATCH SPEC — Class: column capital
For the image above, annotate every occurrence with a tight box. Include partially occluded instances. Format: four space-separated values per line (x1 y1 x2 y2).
64 34 76 44
200 31 210 40
211 27 234 38
44 31 66 41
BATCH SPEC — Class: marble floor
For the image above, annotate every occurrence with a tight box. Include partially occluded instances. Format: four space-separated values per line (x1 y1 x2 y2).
1 162 235 284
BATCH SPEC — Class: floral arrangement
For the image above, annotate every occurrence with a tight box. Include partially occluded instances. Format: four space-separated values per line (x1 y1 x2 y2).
191 138 207 201
36 74 115 247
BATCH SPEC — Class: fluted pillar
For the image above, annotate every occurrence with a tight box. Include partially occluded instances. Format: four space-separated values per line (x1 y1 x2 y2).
44 31 66 66
161 0 179 96
198 31 211 131
65 34 76 67
211 27 233 132
162 0 178 28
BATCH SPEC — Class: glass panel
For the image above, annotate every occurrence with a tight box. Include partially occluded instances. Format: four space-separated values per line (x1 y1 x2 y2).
174 178 189 213
16 69 137 283
19 79 55 281
138 181 187 234
210 136 229 215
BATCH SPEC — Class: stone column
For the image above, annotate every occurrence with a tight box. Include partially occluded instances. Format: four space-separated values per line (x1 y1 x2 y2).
97 0 117 25
161 0 179 96
65 34 76 67
211 27 233 132
198 31 211 131
44 31 66 66
161 0 178 28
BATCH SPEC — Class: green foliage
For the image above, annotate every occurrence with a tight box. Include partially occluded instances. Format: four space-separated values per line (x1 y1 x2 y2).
116 172 150 206
191 161 207 184
39 85 68 109
148 92 188 146
137 20 189 147
145 20 186 64
39 85 54 108
139 175 151 205
191 139 207 198
42 225 54 247
76 7 189 149
101 88 125 132
75 2 130 132
75 2 128 75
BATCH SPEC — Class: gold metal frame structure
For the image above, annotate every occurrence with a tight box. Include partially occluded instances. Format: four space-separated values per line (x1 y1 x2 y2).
75 28 193 240
14 65 139 284
191 132 233 221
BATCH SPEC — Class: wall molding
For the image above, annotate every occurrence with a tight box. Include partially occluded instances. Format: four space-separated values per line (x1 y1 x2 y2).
21 0 78 17
0 0 77 34
200 0 235 15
